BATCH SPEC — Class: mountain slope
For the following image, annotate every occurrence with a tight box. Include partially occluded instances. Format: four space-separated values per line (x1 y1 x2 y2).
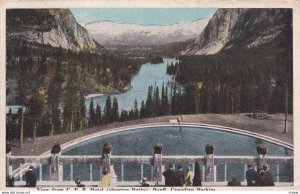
85 18 210 46
181 9 291 55
6 9 99 53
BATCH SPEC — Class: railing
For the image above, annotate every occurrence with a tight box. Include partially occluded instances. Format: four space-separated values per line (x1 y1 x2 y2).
7 153 293 187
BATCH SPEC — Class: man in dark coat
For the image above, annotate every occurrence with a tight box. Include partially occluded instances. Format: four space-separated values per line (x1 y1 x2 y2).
193 161 202 186
263 165 275 186
255 167 264 186
163 164 177 186
25 165 37 187
175 165 185 186
246 164 258 186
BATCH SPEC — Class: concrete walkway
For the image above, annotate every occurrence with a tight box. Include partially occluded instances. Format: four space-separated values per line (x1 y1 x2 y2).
10 113 293 156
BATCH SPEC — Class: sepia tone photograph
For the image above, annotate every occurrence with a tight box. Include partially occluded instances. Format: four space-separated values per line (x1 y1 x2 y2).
2 4 296 190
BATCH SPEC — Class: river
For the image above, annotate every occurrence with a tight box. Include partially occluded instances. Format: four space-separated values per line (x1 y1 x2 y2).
85 58 178 111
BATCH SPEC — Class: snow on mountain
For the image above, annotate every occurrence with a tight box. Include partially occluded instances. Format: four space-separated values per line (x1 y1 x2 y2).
85 18 210 46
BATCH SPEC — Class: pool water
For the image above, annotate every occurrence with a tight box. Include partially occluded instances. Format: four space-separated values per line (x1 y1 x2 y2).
58 126 293 183
63 126 292 156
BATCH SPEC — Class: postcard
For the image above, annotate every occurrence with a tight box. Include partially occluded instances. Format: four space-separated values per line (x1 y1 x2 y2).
0 0 299 192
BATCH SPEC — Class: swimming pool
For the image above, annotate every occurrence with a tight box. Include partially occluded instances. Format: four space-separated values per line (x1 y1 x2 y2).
62 125 293 156
56 125 293 183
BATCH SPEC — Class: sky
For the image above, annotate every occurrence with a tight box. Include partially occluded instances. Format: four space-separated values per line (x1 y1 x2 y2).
70 8 217 26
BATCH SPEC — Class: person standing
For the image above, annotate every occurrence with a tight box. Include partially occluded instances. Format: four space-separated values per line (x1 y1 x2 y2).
175 165 185 186
185 166 194 186
163 164 177 186
246 163 258 186
263 165 275 186
193 162 202 186
25 165 37 187
256 167 267 186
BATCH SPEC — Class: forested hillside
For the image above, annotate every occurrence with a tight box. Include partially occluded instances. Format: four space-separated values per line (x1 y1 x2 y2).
175 9 292 114
6 9 148 142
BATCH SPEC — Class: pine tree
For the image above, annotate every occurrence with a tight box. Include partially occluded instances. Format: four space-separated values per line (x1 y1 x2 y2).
120 109 129 121
48 66 63 135
112 97 119 122
25 87 47 142
154 86 160 116
171 84 178 115
79 94 87 130
129 109 134 120
133 99 139 119
104 96 112 123
88 99 95 127
95 103 102 126
160 83 169 116
63 66 80 132
140 100 146 118
145 86 154 117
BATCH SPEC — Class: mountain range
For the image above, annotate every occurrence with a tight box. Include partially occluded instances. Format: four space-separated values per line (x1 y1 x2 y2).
85 18 210 46
6 8 292 56
181 8 292 55
6 9 100 53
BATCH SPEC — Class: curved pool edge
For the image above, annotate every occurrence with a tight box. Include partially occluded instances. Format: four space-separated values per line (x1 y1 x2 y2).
11 122 293 177
53 122 293 157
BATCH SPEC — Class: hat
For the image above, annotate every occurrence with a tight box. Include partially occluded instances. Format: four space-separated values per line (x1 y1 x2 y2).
140 177 147 183
29 165 34 169
103 170 109 175
178 165 182 169
168 164 173 169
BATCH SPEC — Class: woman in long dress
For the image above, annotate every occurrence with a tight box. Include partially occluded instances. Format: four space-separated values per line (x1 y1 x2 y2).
193 162 202 186
99 170 110 187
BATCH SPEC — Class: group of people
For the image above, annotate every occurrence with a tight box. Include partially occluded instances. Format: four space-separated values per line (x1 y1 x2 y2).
23 162 275 187
246 164 275 186
162 162 202 187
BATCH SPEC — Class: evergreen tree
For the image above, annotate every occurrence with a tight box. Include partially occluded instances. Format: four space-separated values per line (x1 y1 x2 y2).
104 96 112 123
183 85 197 114
88 99 95 127
6 108 15 141
47 66 63 135
160 83 169 116
133 99 139 119
79 94 87 130
103 106 107 123
140 100 146 118
171 84 178 115
63 66 80 132
120 109 129 121
145 86 154 117
95 103 102 126
129 109 134 120
112 97 119 122
154 86 160 116
25 87 47 141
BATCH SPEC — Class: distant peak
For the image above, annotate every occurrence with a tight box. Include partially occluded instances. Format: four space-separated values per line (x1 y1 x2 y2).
85 17 210 27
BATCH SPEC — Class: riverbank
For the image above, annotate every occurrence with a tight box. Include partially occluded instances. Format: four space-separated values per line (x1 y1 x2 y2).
84 93 105 99
10 113 293 156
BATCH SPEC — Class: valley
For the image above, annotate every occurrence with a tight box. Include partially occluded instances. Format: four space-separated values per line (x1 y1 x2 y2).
6 8 293 143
